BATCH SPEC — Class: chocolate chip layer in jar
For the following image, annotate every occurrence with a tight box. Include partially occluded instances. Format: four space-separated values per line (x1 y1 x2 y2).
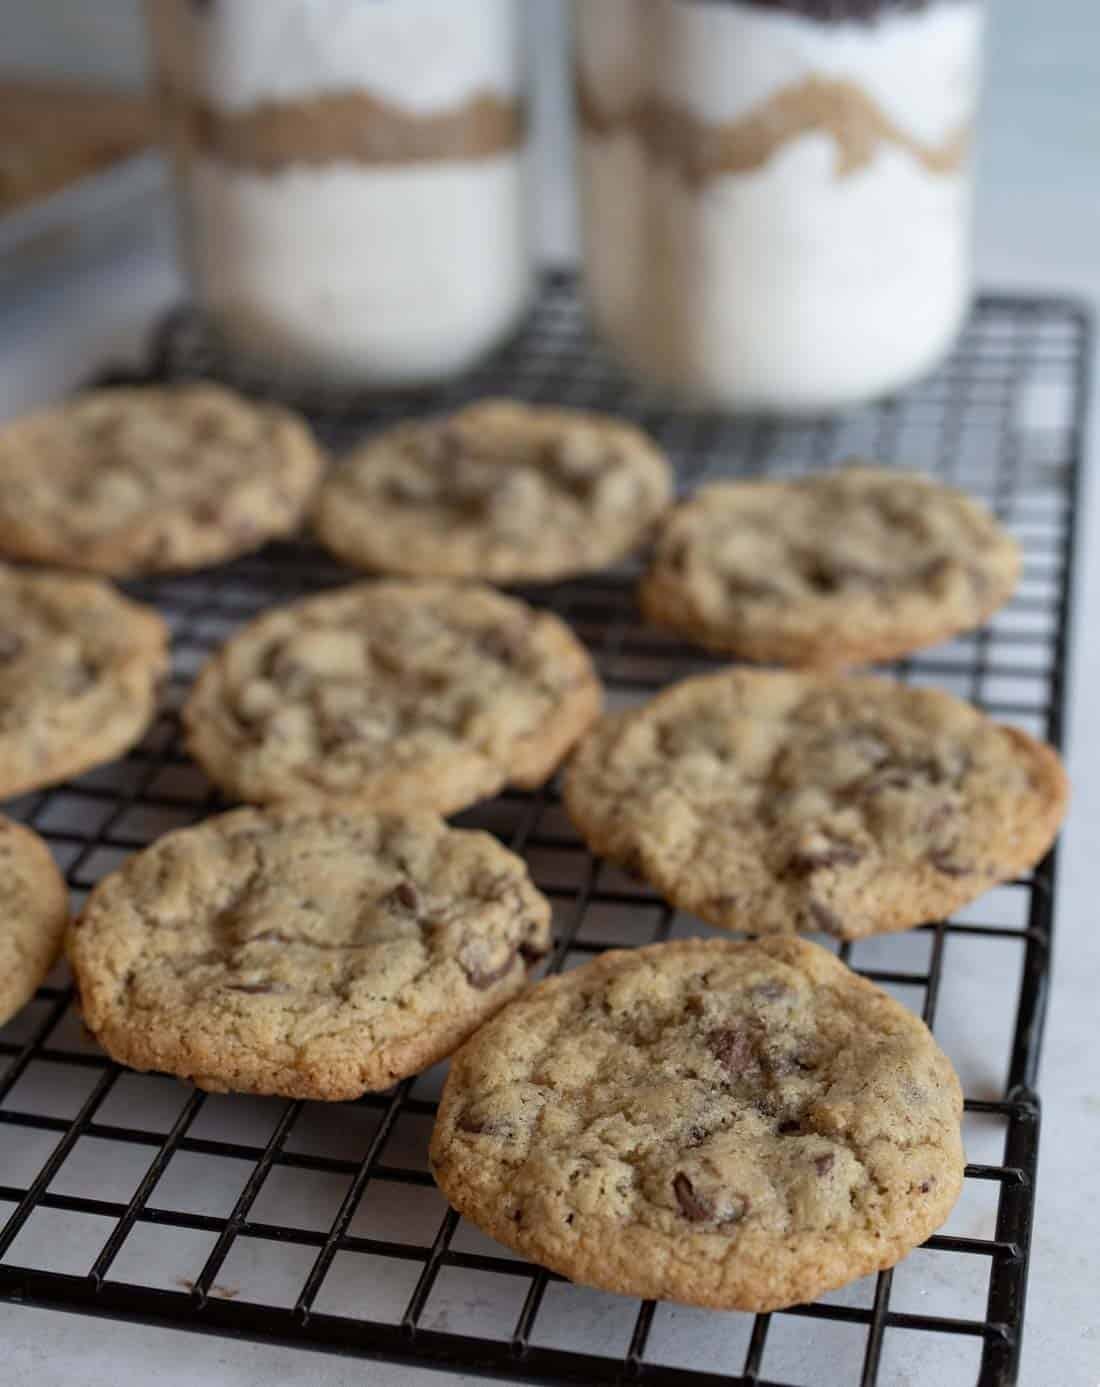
146 0 532 387
575 0 984 411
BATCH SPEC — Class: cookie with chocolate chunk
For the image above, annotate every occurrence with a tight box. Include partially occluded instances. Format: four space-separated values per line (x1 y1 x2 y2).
563 668 1067 939
0 385 325 576
0 817 69 1026
431 936 965 1311
314 399 672 582
640 468 1020 666
0 565 167 797
68 806 552 1097
184 579 602 816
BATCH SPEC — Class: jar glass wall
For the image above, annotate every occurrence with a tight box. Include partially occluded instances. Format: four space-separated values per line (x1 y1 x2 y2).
147 0 533 388
574 0 984 412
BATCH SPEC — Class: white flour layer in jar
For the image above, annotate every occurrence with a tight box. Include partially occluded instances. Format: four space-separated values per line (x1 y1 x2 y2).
185 153 531 387
150 0 523 113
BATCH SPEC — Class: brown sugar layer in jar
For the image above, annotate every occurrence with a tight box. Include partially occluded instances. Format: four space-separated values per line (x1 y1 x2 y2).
0 81 153 214
577 76 969 185
159 87 527 171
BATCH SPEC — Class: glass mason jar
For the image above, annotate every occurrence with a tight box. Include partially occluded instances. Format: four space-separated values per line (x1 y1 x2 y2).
574 0 984 412
147 0 533 387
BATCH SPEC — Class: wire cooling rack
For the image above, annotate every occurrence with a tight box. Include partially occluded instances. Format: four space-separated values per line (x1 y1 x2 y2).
0 276 1089 1387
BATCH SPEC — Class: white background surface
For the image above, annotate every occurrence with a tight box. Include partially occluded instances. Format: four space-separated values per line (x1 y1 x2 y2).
1 2 1099 1384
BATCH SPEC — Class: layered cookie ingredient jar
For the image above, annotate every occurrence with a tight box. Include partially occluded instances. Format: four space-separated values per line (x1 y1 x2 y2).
147 0 533 386
574 0 984 411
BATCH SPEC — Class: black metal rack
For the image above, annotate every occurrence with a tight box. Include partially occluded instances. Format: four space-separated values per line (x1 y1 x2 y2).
0 277 1089 1386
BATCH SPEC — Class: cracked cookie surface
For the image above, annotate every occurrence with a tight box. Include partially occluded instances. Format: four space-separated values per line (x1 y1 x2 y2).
0 565 167 797
68 806 553 1098
0 385 325 576
314 399 672 582
564 669 1067 939
184 580 603 816
431 937 964 1310
640 468 1020 666
0 817 69 1026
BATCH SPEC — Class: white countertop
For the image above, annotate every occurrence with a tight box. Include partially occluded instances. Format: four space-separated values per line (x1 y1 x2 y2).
3 2 1099 1384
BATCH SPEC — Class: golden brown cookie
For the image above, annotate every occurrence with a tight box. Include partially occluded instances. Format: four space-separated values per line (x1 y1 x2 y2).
184 580 602 816
315 399 672 582
564 668 1067 938
0 817 69 1026
0 385 325 576
0 565 167 797
640 468 1020 666
68 806 552 1098
431 936 965 1311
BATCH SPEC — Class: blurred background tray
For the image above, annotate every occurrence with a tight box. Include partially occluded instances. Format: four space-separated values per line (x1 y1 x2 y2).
0 150 167 287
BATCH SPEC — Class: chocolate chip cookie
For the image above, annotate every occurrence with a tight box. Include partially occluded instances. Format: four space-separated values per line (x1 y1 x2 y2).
564 669 1067 938
68 806 552 1098
314 399 672 582
184 580 602 816
0 385 325 576
0 566 168 798
0 817 69 1026
640 468 1020 666
431 936 964 1311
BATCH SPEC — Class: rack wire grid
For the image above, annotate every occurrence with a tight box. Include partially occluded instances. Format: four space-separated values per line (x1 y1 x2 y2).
0 275 1089 1387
